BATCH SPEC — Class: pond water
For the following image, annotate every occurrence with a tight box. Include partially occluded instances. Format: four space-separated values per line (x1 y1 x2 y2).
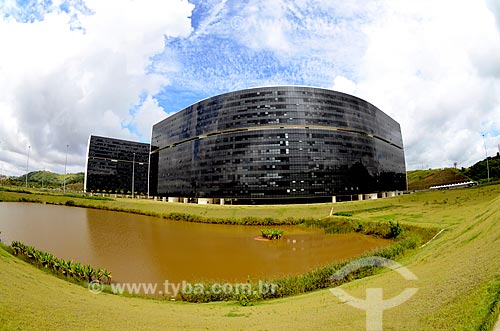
0 202 391 284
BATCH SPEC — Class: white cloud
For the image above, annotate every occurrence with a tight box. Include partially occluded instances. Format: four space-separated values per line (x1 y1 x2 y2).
332 76 358 96
157 0 374 95
354 0 500 169
125 95 172 141
191 0 229 38
486 0 500 31
0 0 193 175
225 0 373 62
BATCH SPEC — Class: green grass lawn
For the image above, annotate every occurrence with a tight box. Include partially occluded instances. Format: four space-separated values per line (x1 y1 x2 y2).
1 184 500 330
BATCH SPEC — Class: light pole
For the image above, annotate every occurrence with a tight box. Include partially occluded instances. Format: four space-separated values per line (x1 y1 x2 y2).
482 134 490 182
132 152 136 199
63 144 69 193
25 145 31 188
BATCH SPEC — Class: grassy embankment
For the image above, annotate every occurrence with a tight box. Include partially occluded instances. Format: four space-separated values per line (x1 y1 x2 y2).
0 186 394 223
1 184 500 330
407 168 470 191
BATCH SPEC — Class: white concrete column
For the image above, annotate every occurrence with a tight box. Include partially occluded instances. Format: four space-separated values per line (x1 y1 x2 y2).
364 193 378 200
183 198 189 204
168 197 179 203
332 196 337 203
198 198 213 205
358 194 364 201
162 197 166 202
220 199 225 205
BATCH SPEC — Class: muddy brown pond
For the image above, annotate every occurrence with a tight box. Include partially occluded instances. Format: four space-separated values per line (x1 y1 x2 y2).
0 202 391 284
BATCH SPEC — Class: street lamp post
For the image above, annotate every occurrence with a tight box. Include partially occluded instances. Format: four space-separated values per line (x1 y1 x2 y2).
25 145 31 188
132 152 136 199
63 144 69 193
482 134 490 182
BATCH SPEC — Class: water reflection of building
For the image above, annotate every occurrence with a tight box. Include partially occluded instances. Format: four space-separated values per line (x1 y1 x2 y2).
85 86 407 204
84 135 149 194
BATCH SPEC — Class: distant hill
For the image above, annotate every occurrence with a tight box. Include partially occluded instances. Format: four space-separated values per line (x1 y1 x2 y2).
2 171 84 191
407 168 470 191
460 153 500 182
407 153 500 190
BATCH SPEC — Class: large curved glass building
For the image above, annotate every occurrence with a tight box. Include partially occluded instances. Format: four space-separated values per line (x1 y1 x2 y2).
150 86 406 203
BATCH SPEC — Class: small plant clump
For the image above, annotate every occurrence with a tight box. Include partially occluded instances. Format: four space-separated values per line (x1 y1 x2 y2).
387 221 404 239
261 229 284 240
10 241 112 284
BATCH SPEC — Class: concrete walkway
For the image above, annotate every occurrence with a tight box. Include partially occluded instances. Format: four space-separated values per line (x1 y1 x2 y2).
494 316 500 331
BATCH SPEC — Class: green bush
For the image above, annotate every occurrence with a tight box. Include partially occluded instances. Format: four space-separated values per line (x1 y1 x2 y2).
333 211 353 217
18 197 41 203
261 229 284 240
65 194 113 201
0 187 32 194
387 221 404 239
10 241 112 285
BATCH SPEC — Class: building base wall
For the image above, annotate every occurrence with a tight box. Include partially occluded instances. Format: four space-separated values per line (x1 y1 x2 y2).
152 191 406 205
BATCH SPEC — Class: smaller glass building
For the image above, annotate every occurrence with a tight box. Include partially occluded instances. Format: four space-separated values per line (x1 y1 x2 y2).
84 135 149 194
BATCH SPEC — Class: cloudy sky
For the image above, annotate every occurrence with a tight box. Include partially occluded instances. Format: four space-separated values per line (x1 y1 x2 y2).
1 0 500 176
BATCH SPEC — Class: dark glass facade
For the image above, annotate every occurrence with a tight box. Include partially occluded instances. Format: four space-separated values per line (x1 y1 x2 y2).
151 86 406 203
84 135 150 194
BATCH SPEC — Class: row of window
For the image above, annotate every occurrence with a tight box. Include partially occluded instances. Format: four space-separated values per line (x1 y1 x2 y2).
152 129 405 198
152 87 401 150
